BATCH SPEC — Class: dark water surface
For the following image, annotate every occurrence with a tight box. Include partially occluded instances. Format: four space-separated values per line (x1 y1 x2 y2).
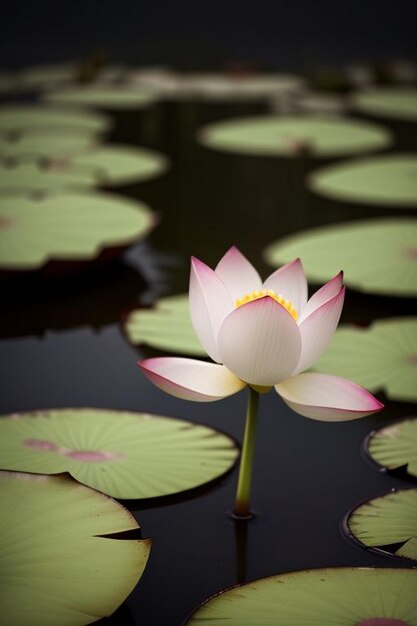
1 99 416 625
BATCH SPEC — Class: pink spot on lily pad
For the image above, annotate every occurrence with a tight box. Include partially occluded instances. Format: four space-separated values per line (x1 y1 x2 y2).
406 247 417 259
0 216 15 228
24 439 59 451
63 450 122 462
355 617 409 626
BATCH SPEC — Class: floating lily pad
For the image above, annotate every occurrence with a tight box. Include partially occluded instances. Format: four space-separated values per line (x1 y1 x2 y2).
366 418 417 478
0 145 168 192
124 294 206 356
186 567 417 625
313 318 417 402
0 129 99 160
198 115 392 157
183 73 305 100
0 191 153 271
353 88 417 121
308 153 417 208
64 145 169 186
0 408 239 498
264 218 417 297
44 84 158 110
0 105 111 134
346 489 417 561
0 471 150 626
17 62 78 88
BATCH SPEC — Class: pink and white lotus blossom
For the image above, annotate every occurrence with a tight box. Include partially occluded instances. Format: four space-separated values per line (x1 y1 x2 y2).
139 247 383 422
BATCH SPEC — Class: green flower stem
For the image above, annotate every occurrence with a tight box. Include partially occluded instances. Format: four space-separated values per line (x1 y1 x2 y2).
234 387 260 518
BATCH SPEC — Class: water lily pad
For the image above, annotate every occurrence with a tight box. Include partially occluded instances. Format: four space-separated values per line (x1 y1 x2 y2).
0 471 150 626
366 418 417 478
308 154 417 207
0 129 99 160
0 408 239 498
346 488 417 561
124 294 206 356
353 88 417 121
313 318 417 402
183 73 305 100
44 84 158 110
185 567 417 625
198 115 392 157
0 105 111 134
264 218 417 297
65 145 169 186
0 191 153 271
0 145 168 192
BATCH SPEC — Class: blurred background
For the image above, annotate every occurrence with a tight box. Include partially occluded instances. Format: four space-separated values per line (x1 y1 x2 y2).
1 3 416 626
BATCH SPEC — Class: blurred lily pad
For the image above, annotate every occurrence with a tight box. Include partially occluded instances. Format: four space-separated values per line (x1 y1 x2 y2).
185 567 417 625
264 218 417 297
0 191 153 271
353 87 417 121
198 115 392 157
0 408 239 498
308 153 417 207
44 84 158 110
0 129 99 160
124 294 206 356
313 318 417 402
0 145 168 192
0 105 111 134
0 471 150 626
366 418 417 478
346 488 417 561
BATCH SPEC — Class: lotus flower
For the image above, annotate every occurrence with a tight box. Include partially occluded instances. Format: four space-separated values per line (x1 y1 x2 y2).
139 247 383 422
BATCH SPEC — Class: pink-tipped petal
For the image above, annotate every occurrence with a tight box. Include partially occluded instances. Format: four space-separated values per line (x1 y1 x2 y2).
217 296 302 386
299 271 344 322
139 357 246 402
215 246 262 301
275 372 384 421
293 287 346 375
189 257 234 363
263 258 308 315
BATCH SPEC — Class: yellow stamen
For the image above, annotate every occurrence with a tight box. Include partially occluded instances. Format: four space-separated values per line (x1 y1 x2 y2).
235 289 298 321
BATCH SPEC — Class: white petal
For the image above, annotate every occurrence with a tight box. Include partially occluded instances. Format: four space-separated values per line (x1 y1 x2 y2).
215 246 262 302
263 258 308 315
299 272 343 322
276 372 384 421
139 357 246 402
189 257 234 363
293 287 345 375
217 296 302 386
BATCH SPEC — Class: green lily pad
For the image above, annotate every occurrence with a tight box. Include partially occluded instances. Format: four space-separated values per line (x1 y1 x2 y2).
124 294 206 356
353 88 417 121
44 84 158 110
366 418 417 478
308 153 417 207
0 408 239 498
65 145 169 186
183 73 305 100
0 471 150 626
198 115 392 157
186 567 417 625
313 318 417 402
0 129 99 160
0 105 111 134
264 218 417 297
346 489 417 561
0 145 168 192
17 63 128 91
0 191 153 271
17 62 78 88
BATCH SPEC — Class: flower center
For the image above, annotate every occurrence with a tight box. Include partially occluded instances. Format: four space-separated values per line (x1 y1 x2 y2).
235 289 298 320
